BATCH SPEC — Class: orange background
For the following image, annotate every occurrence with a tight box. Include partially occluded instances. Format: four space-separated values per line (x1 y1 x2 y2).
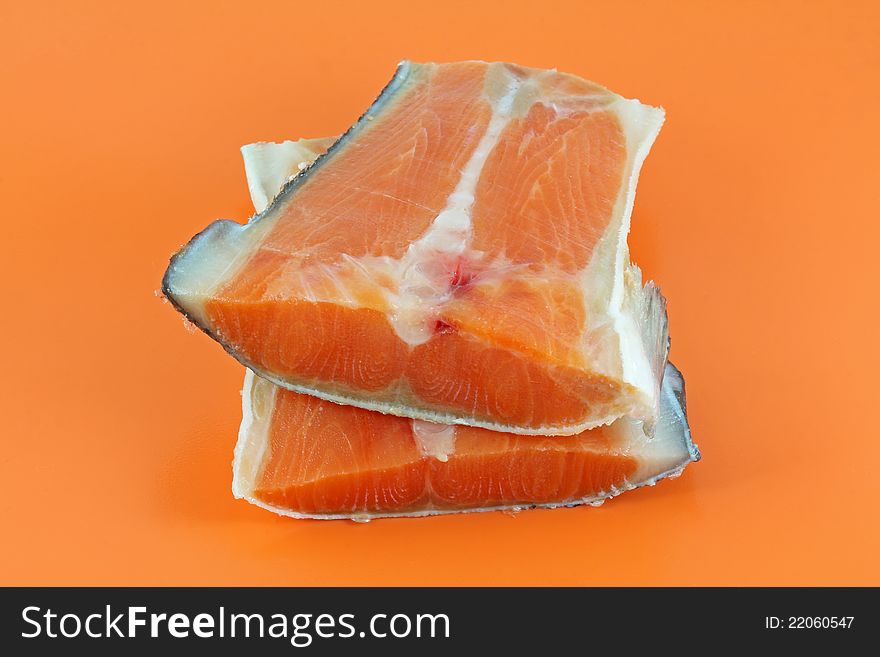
2 0 878 586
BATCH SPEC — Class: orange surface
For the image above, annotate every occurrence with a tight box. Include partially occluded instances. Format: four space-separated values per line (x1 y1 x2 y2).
1 0 878 585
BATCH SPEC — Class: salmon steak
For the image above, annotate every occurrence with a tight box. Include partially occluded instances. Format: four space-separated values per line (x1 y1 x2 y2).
228 135 697 519
163 61 668 435
234 363 698 519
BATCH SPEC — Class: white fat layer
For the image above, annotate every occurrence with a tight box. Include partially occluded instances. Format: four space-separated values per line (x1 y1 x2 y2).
605 97 666 413
411 421 457 461
232 369 277 499
387 67 523 346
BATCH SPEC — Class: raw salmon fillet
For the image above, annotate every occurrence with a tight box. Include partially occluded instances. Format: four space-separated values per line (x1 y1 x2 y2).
233 363 698 519
163 61 668 435
230 136 697 519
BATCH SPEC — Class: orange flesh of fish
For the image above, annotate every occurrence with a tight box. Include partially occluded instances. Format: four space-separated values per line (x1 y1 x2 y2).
163 61 668 436
234 365 698 519
246 372 634 515
229 136 698 520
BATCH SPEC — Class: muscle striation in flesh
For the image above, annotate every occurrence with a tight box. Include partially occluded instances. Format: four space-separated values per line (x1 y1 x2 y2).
163 61 668 435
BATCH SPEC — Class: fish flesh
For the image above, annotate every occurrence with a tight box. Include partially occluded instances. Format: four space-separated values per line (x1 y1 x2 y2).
229 137 697 519
233 363 698 519
164 62 666 435
163 61 667 435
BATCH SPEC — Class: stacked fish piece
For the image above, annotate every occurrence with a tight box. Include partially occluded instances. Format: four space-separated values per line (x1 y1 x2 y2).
163 61 699 520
